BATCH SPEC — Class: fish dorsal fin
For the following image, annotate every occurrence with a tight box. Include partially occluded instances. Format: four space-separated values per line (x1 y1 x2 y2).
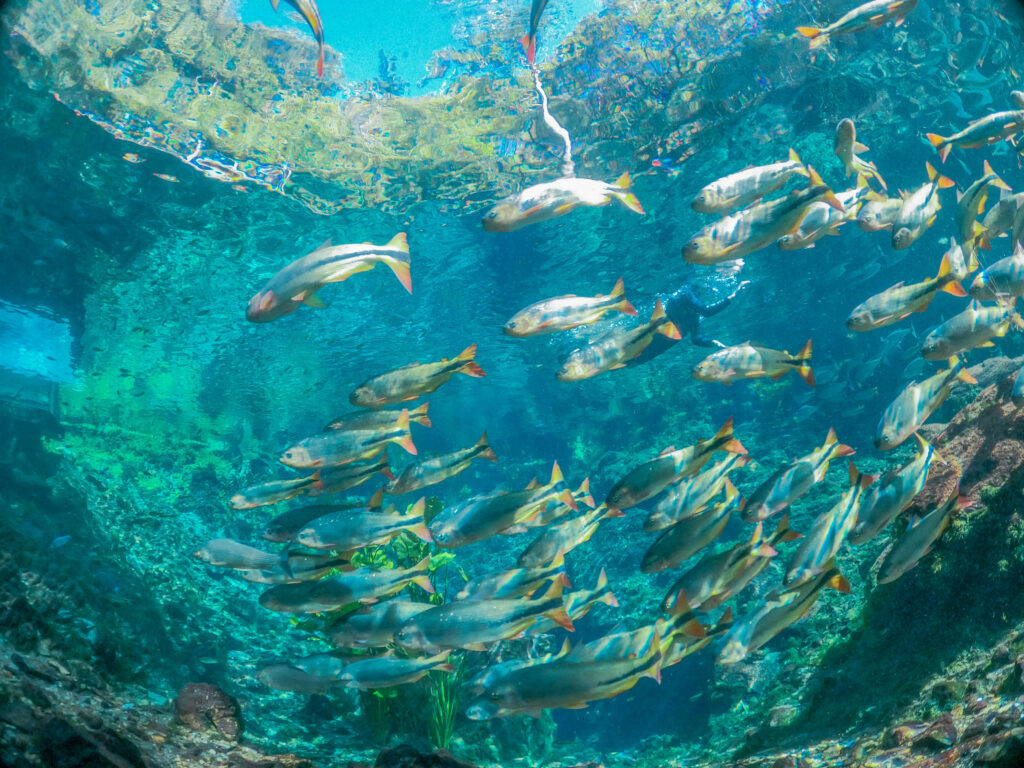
316 237 332 250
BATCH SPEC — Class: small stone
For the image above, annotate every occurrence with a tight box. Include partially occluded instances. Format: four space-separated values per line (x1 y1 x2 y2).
374 743 480 768
36 717 146 768
174 682 243 741
963 716 988 741
912 712 957 751
883 721 927 748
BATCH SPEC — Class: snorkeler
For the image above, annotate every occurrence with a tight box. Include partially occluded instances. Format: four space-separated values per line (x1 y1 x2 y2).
627 278 749 365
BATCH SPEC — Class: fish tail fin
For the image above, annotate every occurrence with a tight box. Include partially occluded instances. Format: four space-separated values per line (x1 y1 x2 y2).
796 339 814 386
269 0 280 9
983 159 1013 191
775 513 803 543
926 133 950 162
316 43 324 77
549 460 565 487
596 569 619 607
520 34 536 64
611 277 638 315
476 431 498 462
411 556 435 594
789 147 809 176
411 402 432 428
678 618 706 639
383 236 412 293
613 172 645 215
926 161 956 188
826 571 852 594
807 165 844 211
408 520 434 544
456 343 486 377
950 356 977 384
575 477 595 508
795 25 823 42
650 298 680 339
712 416 747 455
368 487 385 510
659 320 683 340
395 410 418 455
943 280 967 297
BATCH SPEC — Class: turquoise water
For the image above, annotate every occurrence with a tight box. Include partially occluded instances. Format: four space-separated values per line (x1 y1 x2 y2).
1 0 1024 764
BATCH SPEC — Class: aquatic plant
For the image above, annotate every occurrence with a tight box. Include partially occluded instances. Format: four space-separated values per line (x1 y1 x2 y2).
428 652 465 749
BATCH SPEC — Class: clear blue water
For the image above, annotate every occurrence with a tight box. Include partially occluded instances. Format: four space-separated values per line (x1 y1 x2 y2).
2 0 1024 764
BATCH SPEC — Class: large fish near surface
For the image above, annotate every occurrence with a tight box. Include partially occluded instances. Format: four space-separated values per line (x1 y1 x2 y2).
457 555 569 602
969 246 1024 301
296 498 432 550
385 432 497 496
429 462 579 548
557 299 684 380
394 581 573 651
517 504 622 568
784 463 876 587
877 491 962 584
520 0 550 64
247 233 410 322
269 0 326 76
892 163 955 249
691 149 808 214
920 299 1020 361
258 654 347 693
280 412 417 469
777 184 869 250
465 629 661 718
350 344 485 407
849 434 934 545
927 107 1024 163
482 174 644 233
693 339 814 386
833 118 886 189
644 453 751 532
305 455 394 497
640 481 741 573
328 599 433 648
238 552 350 585
796 0 918 48
605 418 746 512
682 167 843 264
875 358 977 450
662 515 800 619
336 652 455 690
229 472 319 509
505 278 637 337
957 160 1012 269
718 562 850 665
193 538 282 570
556 299 681 381
325 403 432 432
743 428 855 522
846 247 967 331
259 558 434 613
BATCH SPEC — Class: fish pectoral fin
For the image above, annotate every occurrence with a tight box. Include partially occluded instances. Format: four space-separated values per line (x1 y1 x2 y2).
302 293 327 309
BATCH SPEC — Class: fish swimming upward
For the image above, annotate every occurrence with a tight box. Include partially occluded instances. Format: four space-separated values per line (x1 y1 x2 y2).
270 0 326 77
520 0 550 64
247 233 410 322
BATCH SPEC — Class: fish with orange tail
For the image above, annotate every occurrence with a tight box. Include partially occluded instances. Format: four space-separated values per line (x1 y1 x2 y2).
796 0 918 49
693 340 814 386
520 0 550 64
505 278 637 337
350 344 485 406
271 0 326 76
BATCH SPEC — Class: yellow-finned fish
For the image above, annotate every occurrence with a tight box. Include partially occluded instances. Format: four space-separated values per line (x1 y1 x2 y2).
920 299 1021 361
857 194 903 232
691 149 808 214
296 498 433 550
644 453 751 532
796 0 918 48
280 411 417 469
849 434 933 546
528 569 619 635
394 580 573 652
957 160 1012 269
386 432 498 496
877 491 963 584
482 174 644 233
194 538 283 570
270 0 325 77
456 554 569 602
892 163 955 250
229 472 320 509
640 480 741 573
350 344 485 407
505 278 637 337
778 182 871 250
743 428 855 522
718 562 850 664
464 628 661 718
328 600 433 648
682 167 843 265
693 339 814 386
846 247 967 331
305 455 394 497
429 462 579 548
605 418 746 512
247 233 410 322
784 463 876 587
926 107 1024 163
978 190 1024 249
516 504 623 568
970 246 1024 301
833 119 886 189
325 403 432 432
556 299 681 381
875 358 977 450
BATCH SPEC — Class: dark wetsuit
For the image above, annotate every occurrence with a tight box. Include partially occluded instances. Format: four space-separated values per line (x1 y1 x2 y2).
629 281 744 366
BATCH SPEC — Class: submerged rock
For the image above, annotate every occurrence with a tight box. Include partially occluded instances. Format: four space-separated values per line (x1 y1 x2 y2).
36 717 146 768
174 682 242 741
373 744 480 768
